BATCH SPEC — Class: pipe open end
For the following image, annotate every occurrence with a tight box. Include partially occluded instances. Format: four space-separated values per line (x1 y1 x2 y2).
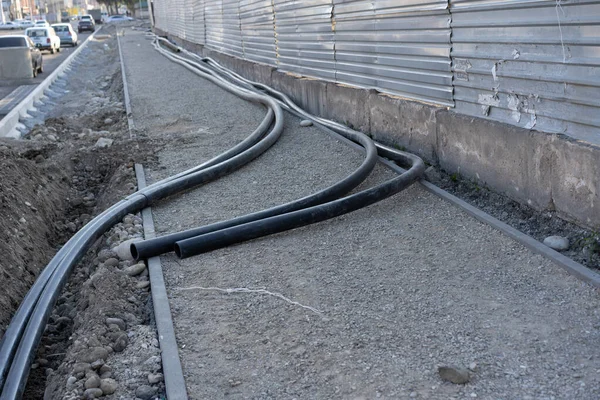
174 243 183 259
130 243 140 261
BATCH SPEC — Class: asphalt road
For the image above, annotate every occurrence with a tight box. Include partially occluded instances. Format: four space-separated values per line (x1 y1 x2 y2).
0 22 94 117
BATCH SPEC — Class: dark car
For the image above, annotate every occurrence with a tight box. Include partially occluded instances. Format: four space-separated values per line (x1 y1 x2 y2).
78 19 95 33
0 35 43 78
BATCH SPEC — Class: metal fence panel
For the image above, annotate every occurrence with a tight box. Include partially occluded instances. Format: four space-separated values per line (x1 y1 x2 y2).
221 0 245 57
205 0 226 52
240 0 277 66
274 0 336 81
184 0 205 44
152 0 169 32
151 0 600 142
167 0 187 39
451 0 600 143
334 0 453 106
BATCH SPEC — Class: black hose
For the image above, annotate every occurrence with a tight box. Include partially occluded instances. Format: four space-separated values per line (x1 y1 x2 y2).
174 150 425 258
0 41 285 399
131 40 381 261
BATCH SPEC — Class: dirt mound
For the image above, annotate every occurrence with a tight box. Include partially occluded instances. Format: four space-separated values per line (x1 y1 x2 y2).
0 140 70 338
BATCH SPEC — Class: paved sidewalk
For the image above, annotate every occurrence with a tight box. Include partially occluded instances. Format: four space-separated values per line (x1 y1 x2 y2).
121 30 600 399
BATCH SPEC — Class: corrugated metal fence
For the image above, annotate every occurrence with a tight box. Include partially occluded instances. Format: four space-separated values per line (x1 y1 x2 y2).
151 0 600 142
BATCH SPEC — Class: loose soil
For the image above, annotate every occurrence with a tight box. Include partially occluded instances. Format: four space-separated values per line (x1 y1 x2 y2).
0 25 164 399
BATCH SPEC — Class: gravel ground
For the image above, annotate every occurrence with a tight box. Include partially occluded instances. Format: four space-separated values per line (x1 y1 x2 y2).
0 27 165 399
122 29 600 399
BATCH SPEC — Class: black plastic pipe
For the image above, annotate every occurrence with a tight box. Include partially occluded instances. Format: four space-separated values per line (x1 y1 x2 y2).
130 41 385 261
0 41 285 399
175 150 424 258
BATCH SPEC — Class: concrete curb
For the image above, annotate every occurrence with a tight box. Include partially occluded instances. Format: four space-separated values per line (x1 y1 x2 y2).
0 28 100 138
301 110 600 289
134 164 189 400
116 29 135 137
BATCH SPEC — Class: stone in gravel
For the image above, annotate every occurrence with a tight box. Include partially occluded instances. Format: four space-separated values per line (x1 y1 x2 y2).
104 258 119 267
47 134 57 141
113 238 140 261
84 375 101 389
438 365 471 384
99 364 112 374
136 281 150 289
80 347 109 363
148 373 163 384
100 378 117 395
125 262 147 276
73 363 91 374
67 376 77 386
100 371 112 379
98 249 117 262
543 235 570 251
112 333 129 352
66 222 77 233
91 360 104 370
83 388 103 399
104 118 114 124
135 385 157 400
95 138 114 148
300 119 313 127
106 317 126 331
34 154 45 163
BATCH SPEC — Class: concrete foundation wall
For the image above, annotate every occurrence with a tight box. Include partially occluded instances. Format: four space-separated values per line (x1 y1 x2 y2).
0 49 33 79
158 29 600 229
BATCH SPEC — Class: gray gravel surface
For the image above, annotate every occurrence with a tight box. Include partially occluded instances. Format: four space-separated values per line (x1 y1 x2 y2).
122 30 600 399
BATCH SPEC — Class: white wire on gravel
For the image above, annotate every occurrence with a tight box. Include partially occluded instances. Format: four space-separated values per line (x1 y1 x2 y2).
177 286 323 315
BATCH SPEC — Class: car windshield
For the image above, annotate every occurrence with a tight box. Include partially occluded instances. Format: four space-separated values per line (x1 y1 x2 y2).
82 16 92 20
35 21 46 25
27 29 47 37
0 37 27 48
53 25 68 32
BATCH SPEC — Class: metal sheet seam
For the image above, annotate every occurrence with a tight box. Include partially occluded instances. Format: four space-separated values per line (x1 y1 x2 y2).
272 0 279 64
331 0 336 82
447 0 456 108
202 0 207 50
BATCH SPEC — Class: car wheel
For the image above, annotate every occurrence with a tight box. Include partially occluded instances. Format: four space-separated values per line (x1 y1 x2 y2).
38 62 43 74
57 46 61 53
50 47 55 54
33 63 37 78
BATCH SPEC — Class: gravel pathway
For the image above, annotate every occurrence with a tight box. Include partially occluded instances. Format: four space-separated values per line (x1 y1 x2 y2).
121 30 600 399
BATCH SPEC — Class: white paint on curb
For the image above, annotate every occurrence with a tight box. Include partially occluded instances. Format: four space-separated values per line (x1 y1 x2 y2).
0 29 100 138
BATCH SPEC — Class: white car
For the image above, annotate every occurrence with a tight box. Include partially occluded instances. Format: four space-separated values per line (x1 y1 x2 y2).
15 20 34 29
25 27 61 54
0 21 21 30
34 20 50 27
106 15 134 23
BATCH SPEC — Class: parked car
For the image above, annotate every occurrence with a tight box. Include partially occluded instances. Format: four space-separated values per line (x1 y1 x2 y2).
0 35 43 78
15 19 35 29
34 20 50 27
25 27 61 54
78 18 95 33
51 23 78 46
106 15 134 23
0 21 21 30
